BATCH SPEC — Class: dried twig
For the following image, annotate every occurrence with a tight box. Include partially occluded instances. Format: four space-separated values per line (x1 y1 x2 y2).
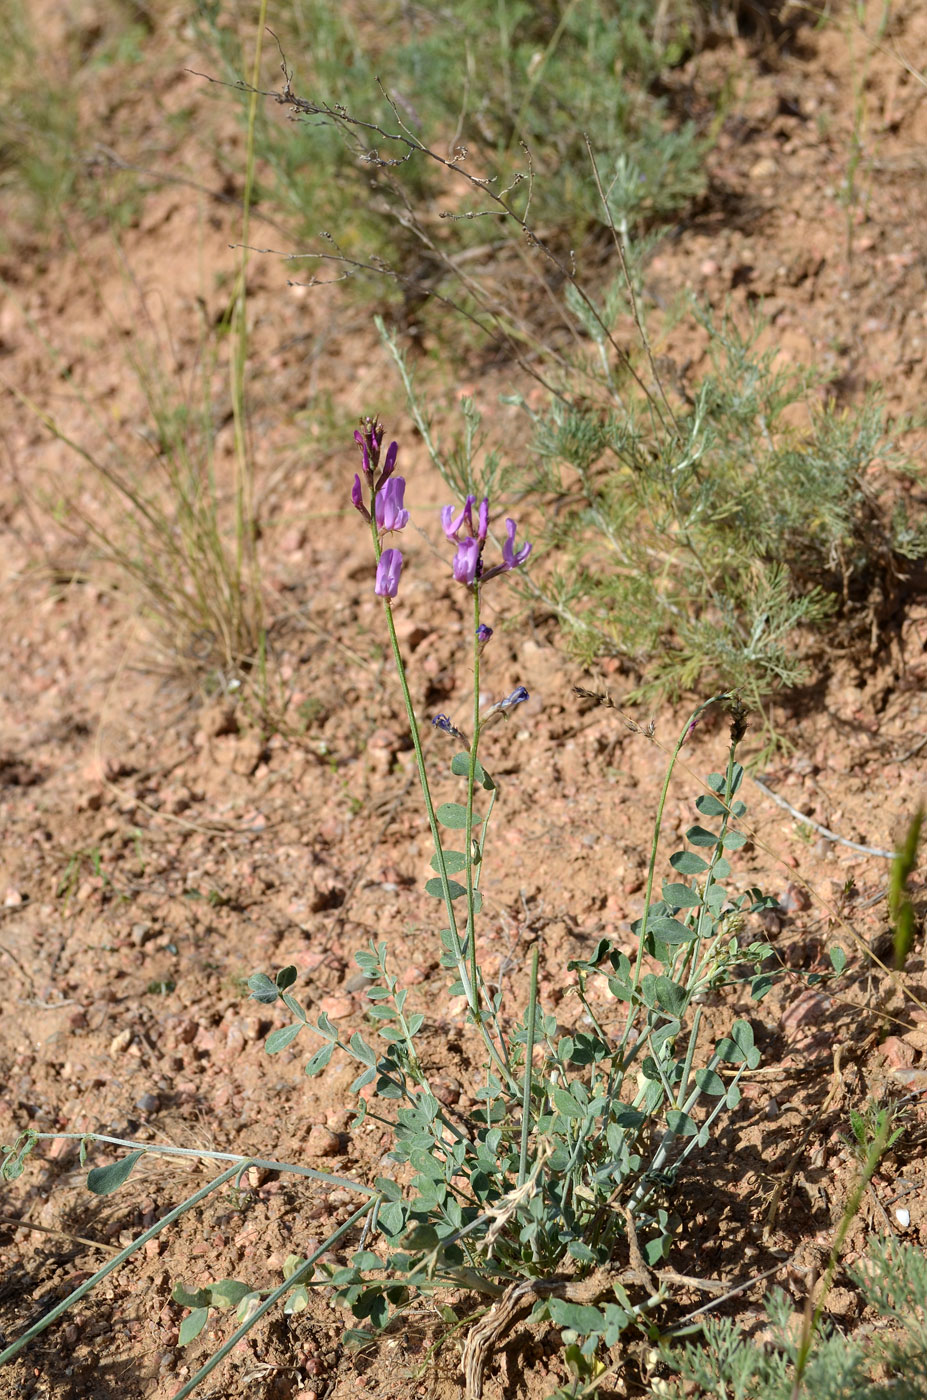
752 773 898 860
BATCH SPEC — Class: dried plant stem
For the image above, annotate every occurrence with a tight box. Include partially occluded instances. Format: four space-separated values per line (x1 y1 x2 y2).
752 773 898 859
0 1163 243 1368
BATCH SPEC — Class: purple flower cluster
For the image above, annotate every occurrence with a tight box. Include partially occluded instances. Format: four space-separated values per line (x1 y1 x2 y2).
442 494 531 587
350 424 531 602
351 418 408 598
354 419 398 488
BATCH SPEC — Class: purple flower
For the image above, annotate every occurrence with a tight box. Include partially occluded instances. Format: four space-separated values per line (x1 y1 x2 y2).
476 624 493 646
432 713 468 744
352 473 371 522
442 495 473 541
502 519 531 569
378 441 399 488
497 686 529 712
481 519 532 582
442 495 488 543
443 495 531 588
452 537 481 586
375 477 409 533
375 549 403 598
487 686 529 716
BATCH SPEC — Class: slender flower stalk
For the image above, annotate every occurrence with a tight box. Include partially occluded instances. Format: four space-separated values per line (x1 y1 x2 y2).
350 422 515 1089
465 583 482 1006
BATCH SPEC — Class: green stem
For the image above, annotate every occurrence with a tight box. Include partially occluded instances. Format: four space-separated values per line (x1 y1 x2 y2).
381 593 475 1002
518 946 539 1187
674 1005 702 1111
791 1110 893 1400
229 0 267 665
466 584 482 1010
368 515 471 1007
631 692 733 995
369 516 513 1089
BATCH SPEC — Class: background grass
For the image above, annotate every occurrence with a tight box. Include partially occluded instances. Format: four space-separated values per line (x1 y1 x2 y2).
3 0 924 727
1 2 926 1396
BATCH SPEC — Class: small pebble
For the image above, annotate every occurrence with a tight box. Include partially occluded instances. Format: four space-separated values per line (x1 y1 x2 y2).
895 1207 911 1228
109 1028 134 1055
136 1093 160 1114
317 995 354 1020
881 1036 916 1070
343 972 375 994
306 1125 342 1157
779 882 811 913
759 909 782 937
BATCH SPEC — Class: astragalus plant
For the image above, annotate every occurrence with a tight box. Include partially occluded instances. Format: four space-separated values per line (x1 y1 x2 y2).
245 419 781 1396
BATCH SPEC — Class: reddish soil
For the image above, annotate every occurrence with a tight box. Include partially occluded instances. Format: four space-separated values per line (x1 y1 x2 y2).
1 4 926 1399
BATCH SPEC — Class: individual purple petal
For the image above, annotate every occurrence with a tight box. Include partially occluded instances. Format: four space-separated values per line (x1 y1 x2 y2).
375 548 403 598
375 477 409 533
452 537 481 586
501 518 531 569
442 495 476 541
476 497 489 542
377 441 399 487
352 473 371 521
481 517 532 582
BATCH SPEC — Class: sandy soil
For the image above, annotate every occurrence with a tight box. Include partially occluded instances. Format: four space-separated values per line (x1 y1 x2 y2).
1 3 926 1398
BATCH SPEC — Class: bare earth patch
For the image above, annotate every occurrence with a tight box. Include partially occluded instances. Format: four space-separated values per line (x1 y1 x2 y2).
1 4 926 1398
